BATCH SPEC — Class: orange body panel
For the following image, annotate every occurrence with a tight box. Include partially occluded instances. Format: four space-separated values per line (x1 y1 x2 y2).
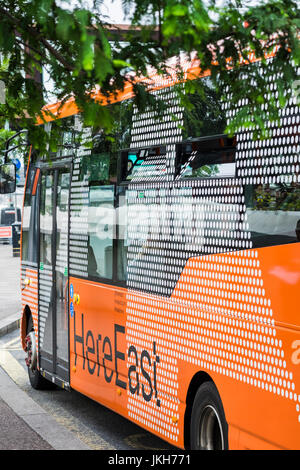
69 281 124 408
20 268 38 350
234 243 300 449
68 241 300 449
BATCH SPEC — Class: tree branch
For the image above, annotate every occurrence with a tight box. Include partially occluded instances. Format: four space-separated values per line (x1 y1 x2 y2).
0 6 75 72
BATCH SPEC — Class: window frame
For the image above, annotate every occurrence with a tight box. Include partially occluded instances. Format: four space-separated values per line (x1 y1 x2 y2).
118 145 167 185
86 182 116 282
75 152 127 288
174 133 237 182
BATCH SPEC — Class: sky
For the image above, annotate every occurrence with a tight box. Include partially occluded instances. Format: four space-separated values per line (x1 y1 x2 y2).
58 0 129 23
43 0 129 101
98 0 128 23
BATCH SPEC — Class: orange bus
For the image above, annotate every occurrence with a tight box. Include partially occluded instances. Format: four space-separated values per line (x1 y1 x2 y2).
2 61 300 450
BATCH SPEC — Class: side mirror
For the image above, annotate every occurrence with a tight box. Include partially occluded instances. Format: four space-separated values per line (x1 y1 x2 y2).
0 163 16 194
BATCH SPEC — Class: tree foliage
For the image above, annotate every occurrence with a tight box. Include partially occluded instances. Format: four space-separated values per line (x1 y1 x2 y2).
0 0 299 153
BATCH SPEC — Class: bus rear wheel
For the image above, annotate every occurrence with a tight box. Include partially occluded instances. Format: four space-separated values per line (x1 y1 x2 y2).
190 381 228 450
25 316 55 390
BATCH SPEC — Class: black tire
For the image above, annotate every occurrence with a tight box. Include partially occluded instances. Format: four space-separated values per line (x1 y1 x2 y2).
190 381 228 450
26 316 56 390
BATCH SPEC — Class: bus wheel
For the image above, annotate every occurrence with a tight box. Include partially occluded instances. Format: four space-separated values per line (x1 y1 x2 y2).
190 381 228 450
25 316 55 390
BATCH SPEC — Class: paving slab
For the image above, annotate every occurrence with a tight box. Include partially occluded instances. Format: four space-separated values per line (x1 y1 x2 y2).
0 366 90 450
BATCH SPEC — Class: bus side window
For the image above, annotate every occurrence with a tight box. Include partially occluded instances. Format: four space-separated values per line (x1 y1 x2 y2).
80 151 117 280
88 184 115 279
176 135 236 180
245 182 300 247
120 146 167 182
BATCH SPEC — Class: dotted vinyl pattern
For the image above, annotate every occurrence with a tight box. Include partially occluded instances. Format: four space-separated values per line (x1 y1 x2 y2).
38 265 53 351
124 73 300 444
21 265 39 358
19 66 299 446
69 122 92 279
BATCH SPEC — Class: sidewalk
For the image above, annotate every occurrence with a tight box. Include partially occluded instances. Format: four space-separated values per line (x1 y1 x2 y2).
0 366 89 450
0 245 90 450
0 244 22 335
0 391 53 450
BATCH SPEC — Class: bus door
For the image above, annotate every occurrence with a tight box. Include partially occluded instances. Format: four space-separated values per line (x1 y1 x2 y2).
39 164 71 383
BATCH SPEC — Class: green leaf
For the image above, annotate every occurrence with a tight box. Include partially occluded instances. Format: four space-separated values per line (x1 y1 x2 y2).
35 0 54 24
162 17 178 36
56 10 75 40
169 4 188 16
99 28 112 60
81 36 95 71
113 59 132 68
74 9 90 40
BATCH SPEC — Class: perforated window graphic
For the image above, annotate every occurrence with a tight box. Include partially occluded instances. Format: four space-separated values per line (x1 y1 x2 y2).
123 75 300 444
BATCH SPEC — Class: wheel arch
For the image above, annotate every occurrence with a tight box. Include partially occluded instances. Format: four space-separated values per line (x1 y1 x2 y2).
20 305 32 351
184 371 215 449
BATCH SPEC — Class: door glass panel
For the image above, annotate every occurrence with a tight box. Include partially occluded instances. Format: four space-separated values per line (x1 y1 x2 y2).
39 172 54 357
55 169 70 364
87 184 115 279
